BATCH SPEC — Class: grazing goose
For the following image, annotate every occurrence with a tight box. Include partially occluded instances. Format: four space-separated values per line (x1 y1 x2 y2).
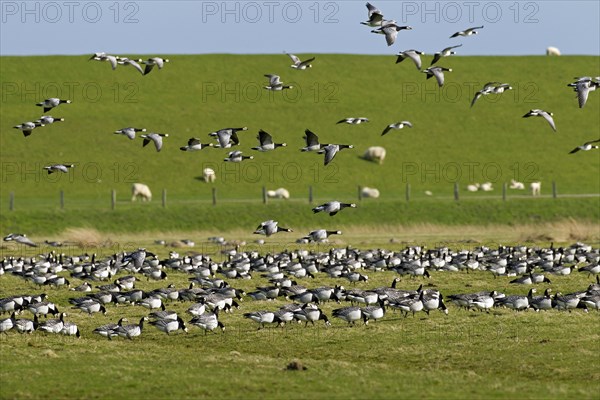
530 288 553 311
137 296 163 310
114 275 136 290
3 233 37 247
210 127 248 148
60 322 81 338
395 49 424 70
14 121 44 137
450 25 484 38
390 292 425 317
252 129 287 151
293 305 331 327
38 312 66 334
264 74 293 90
14 315 37 334
569 139 600 154
471 82 512 107
89 52 118 69
337 117 369 125
37 116 64 125
116 317 148 339
312 201 356 216
253 220 293 237
286 53 315 69
567 77 599 108
467 291 496 312
189 311 224 334
332 306 364 326
28 301 59 317
371 23 412 46
93 317 127 340
497 289 534 311
381 121 412 135
523 109 556 132
71 299 107 315
115 127 146 140
180 138 213 151
430 44 462 65
149 316 188 335
552 292 582 311
303 229 342 243
578 262 600 275
318 144 354 166
36 98 71 113
243 310 283 330
148 306 179 321
301 129 328 152
360 2 384 27
361 299 386 323
138 57 169 75
186 302 207 317
224 150 253 162
141 133 169 152
117 57 144 75
0 313 16 334
43 164 74 174
422 66 452 87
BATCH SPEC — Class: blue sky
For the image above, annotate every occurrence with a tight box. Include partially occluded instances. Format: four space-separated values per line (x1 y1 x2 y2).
1 1 599 56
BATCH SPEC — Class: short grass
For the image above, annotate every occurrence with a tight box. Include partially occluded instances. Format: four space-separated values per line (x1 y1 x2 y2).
0 247 599 400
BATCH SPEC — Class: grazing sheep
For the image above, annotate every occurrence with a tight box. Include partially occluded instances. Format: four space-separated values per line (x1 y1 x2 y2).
509 179 525 190
361 187 380 198
530 181 541 196
546 46 561 56
266 188 290 199
203 168 216 183
480 182 493 192
466 183 480 192
131 183 152 202
361 146 386 164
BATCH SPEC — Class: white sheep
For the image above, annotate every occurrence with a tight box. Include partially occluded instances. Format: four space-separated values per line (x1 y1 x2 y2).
361 146 386 164
480 182 494 192
467 183 480 192
509 179 525 190
131 183 152 202
202 168 216 183
266 188 290 199
546 46 561 56
361 187 380 198
530 181 541 196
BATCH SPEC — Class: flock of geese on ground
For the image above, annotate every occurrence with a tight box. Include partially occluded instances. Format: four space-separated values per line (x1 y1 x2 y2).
0 241 598 338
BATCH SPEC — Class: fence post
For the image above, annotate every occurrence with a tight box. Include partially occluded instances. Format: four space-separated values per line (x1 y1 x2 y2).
358 185 362 202
111 190 116 210
162 189 167 208
552 181 557 198
308 186 313 204
502 182 507 201
60 190 64 209
405 183 410 202
454 183 459 201
212 187 217 206
262 186 267 204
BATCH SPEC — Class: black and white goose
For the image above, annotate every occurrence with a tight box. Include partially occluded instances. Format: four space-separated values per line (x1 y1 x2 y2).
189 311 224 334
37 116 64 125
243 310 283 330
430 44 462 65
302 229 342 243
312 201 357 216
567 77 599 108
381 121 412 136
371 23 412 46
318 144 354 166
301 129 328 152
210 127 248 148
60 322 81 338
116 317 148 339
293 305 330 327
114 127 146 140
180 138 213 151
396 49 425 70
252 129 287 151
224 150 253 162
89 52 118 70
264 74 293 90
361 298 387 323
93 317 127 340
337 117 369 125
3 233 37 247
138 57 169 75
149 316 188 335
37 98 71 113
471 82 512 107
423 66 452 87
14 315 37 334
71 299 107 315
569 139 600 154
117 57 144 75
141 133 169 152
450 25 483 38
523 109 556 132
286 53 315 69
37 312 66 334
0 313 16 334
43 164 74 174
14 121 44 137
332 306 364 326
253 220 293 237
360 2 384 27
530 288 553 311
